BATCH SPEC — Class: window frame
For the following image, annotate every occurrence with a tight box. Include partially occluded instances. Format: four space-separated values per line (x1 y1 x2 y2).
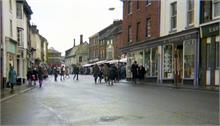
170 2 177 31
10 20 13 37
186 0 194 26
145 0 152 6
128 25 132 43
137 1 140 10
16 3 23 19
213 0 220 19
128 1 132 15
136 22 140 41
146 18 151 38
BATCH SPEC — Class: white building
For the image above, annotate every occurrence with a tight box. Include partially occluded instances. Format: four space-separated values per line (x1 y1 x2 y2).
159 0 201 86
1 0 32 86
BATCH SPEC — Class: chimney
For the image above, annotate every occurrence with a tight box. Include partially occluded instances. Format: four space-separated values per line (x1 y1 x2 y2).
80 34 83 44
73 39 75 47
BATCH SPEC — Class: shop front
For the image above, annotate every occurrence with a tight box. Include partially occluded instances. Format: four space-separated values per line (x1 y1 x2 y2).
122 28 199 86
200 22 219 86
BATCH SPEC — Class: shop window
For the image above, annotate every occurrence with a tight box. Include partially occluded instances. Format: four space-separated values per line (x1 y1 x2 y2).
151 48 157 76
144 49 151 76
206 37 211 68
163 45 173 78
216 36 220 69
183 39 195 78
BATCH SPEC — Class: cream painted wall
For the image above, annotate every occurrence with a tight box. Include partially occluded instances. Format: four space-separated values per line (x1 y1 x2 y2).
2 0 17 77
160 0 200 36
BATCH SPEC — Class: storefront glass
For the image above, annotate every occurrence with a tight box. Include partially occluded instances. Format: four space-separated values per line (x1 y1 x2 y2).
163 44 173 78
144 49 150 76
183 39 195 78
151 48 158 77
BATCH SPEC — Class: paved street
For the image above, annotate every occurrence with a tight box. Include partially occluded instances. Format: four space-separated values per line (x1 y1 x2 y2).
1 75 219 126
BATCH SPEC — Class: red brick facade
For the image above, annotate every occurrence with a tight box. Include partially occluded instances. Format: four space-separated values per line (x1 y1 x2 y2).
122 1 160 46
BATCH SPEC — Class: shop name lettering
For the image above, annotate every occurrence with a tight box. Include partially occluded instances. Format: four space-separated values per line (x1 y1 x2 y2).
208 26 219 33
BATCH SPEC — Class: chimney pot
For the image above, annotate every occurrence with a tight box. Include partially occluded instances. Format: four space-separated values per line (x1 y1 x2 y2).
80 34 83 44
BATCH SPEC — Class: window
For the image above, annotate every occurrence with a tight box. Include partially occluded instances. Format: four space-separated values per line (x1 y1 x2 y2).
79 56 82 62
17 28 24 46
187 0 194 26
128 1 132 14
206 38 211 68
128 25 132 42
163 45 173 78
170 2 177 30
137 1 140 10
183 39 195 78
136 22 140 41
9 0 12 11
213 0 220 18
203 1 212 22
145 0 151 6
216 36 220 68
16 3 22 19
146 18 151 37
10 20 13 37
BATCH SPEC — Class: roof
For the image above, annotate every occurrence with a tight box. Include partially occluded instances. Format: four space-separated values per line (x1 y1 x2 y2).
48 48 61 54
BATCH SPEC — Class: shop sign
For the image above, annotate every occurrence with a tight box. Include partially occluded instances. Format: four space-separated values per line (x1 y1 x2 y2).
201 23 219 38
7 41 16 54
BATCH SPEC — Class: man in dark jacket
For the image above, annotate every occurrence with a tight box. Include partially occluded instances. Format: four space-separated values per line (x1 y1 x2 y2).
131 61 139 84
73 65 79 80
138 65 146 81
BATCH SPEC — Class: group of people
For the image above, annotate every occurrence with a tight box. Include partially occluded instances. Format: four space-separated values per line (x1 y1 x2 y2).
92 63 126 85
131 61 147 84
26 65 48 88
52 66 70 82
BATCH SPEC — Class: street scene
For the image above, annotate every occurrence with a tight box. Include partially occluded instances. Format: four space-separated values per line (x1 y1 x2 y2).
1 75 219 125
0 0 220 125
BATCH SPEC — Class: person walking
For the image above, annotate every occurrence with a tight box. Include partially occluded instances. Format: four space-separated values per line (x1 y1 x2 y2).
60 66 65 81
26 68 32 87
93 64 100 84
131 61 139 84
138 65 146 81
8 66 17 93
109 64 116 85
73 65 79 80
98 65 103 83
103 63 109 83
54 67 58 82
38 66 44 88
32 67 38 85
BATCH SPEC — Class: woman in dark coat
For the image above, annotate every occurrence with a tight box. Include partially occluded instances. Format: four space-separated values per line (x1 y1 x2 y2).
93 64 100 84
108 64 116 85
38 66 44 88
138 65 146 80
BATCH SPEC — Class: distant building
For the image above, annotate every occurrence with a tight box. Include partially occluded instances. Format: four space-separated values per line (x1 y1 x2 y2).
48 47 61 68
89 20 122 63
65 35 89 72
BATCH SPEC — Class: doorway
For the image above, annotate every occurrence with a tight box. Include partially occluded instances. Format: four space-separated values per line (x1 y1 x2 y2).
174 44 183 83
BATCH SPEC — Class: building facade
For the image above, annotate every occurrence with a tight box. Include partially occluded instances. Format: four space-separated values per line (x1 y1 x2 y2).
89 33 99 63
48 47 61 67
121 0 161 80
200 0 220 86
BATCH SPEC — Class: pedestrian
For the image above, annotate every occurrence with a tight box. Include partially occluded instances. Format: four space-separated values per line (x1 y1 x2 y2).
32 67 38 85
8 66 17 93
138 65 146 81
109 64 116 85
73 65 79 80
60 66 65 81
65 66 70 78
93 64 99 84
26 68 32 87
131 61 139 84
98 65 103 83
103 63 109 83
38 66 44 88
54 67 58 82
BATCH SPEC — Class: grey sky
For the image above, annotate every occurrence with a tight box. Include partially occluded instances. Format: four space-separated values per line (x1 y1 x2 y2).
27 0 122 55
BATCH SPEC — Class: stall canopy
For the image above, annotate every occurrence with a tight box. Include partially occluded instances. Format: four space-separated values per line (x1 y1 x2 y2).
119 58 127 63
82 63 93 67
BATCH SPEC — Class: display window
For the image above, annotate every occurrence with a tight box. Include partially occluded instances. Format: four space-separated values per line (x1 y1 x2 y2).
183 39 195 78
163 44 173 78
144 47 158 77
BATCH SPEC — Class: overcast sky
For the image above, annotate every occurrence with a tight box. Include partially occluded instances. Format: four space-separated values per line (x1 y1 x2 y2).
27 0 122 56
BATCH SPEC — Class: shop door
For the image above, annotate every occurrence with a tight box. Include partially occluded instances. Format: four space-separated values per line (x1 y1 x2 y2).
174 45 183 83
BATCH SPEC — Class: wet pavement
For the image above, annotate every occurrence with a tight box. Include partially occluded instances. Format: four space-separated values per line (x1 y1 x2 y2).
1 75 219 125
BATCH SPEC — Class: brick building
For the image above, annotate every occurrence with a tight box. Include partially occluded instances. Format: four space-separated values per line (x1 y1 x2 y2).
121 0 161 79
